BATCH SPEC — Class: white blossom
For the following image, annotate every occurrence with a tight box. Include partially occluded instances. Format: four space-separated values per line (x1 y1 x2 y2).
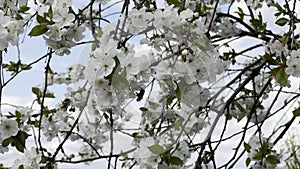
266 40 288 57
286 58 300 77
0 119 19 139
127 9 153 35
12 147 41 169
53 9 75 27
134 137 161 169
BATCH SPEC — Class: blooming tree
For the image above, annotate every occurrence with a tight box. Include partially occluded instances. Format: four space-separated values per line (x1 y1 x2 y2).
0 0 300 168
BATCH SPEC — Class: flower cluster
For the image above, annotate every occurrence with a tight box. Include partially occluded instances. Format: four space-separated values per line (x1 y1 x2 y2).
266 40 289 58
133 137 192 168
12 147 41 169
48 64 85 85
214 18 242 38
286 49 300 77
0 11 24 50
246 135 281 169
1 0 299 168
37 0 86 55
133 137 162 168
229 89 269 123
266 40 300 78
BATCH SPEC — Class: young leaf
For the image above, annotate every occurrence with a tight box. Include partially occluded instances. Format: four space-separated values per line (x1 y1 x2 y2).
292 109 300 117
37 15 52 24
11 131 29 153
166 95 176 106
148 144 165 155
111 74 130 90
275 68 288 86
266 155 280 164
174 117 183 130
19 5 30 13
244 142 251 152
97 28 103 38
2 137 13 147
166 0 181 7
32 87 42 99
170 156 183 166
28 25 49 36
236 7 244 20
262 54 278 65
275 18 289 26
139 107 148 112
246 157 251 167
45 93 55 98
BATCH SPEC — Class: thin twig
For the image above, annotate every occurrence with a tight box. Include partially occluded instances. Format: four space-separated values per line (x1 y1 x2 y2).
206 0 219 36
55 148 136 164
0 51 3 116
48 88 92 165
3 51 53 87
38 49 53 155
107 109 114 169
60 131 102 158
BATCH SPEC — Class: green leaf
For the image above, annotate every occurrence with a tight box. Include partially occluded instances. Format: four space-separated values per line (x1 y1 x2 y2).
139 107 148 112
244 142 251 152
235 7 245 21
253 151 263 160
32 87 42 99
275 68 288 86
170 156 183 166
37 15 52 24
16 13 24 20
2 61 32 75
246 157 251 167
11 131 29 153
250 18 261 28
48 6 53 20
28 25 49 36
266 155 280 164
19 5 30 13
20 64 32 71
148 144 165 155
111 74 130 90
11 131 28 153
235 102 245 113
97 28 103 38
144 0 151 8
250 12 266 31
45 93 55 98
166 0 181 7
175 83 182 102
166 95 176 106
131 132 144 139
2 137 13 147
292 109 300 117
275 17 289 26
15 110 22 119
174 117 183 130
261 142 269 154
263 54 278 65
34 120 39 127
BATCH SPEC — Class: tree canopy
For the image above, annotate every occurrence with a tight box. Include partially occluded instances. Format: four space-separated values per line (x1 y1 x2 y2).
0 0 300 168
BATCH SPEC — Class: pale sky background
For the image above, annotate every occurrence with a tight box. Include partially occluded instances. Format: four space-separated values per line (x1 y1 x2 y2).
1 0 300 169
